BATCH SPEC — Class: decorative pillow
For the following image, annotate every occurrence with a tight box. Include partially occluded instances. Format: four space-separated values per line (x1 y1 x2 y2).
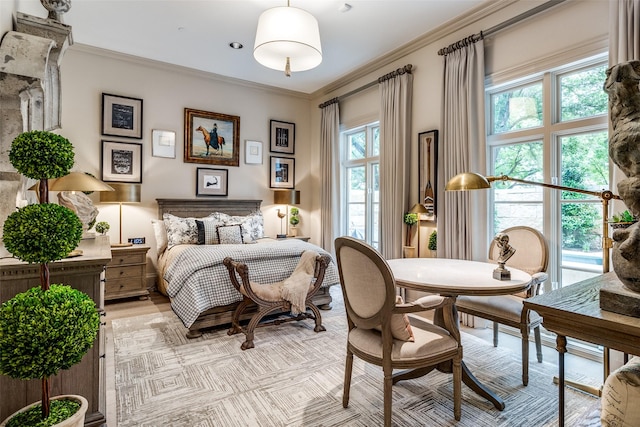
601 356 640 426
196 217 225 245
217 224 244 244
219 211 264 243
151 219 168 255
375 295 415 342
163 213 202 248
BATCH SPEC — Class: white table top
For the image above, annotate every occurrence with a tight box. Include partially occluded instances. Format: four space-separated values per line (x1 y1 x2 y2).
387 258 532 297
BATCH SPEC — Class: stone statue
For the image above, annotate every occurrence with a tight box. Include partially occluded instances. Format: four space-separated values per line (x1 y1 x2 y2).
57 191 98 233
40 0 71 22
604 60 640 290
493 232 515 280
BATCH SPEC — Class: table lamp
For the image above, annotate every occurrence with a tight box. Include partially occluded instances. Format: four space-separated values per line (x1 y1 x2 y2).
100 183 141 247
273 189 300 238
409 203 429 257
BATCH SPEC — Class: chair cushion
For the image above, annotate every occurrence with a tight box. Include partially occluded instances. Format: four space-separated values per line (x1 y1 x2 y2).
349 322 457 362
601 356 640 426
456 294 541 324
374 295 414 342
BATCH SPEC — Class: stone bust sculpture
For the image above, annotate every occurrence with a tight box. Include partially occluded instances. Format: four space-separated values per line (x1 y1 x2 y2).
495 233 516 264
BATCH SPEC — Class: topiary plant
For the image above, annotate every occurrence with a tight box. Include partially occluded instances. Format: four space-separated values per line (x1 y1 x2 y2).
0 130 99 425
289 207 300 226
403 212 418 246
94 221 110 235
428 230 437 251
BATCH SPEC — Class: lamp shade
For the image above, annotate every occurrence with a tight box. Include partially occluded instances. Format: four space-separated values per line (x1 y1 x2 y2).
254 5 322 74
445 172 492 191
49 172 115 192
409 203 429 214
273 189 300 205
100 183 141 203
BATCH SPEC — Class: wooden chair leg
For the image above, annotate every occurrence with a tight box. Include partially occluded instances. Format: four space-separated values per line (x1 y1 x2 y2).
307 302 326 332
228 297 251 336
534 325 543 363
521 326 530 386
343 350 353 408
453 356 461 421
493 321 499 347
241 306 279 350
383 367 393 427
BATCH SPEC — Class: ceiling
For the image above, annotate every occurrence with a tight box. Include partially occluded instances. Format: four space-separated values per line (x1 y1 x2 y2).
16 0 489 94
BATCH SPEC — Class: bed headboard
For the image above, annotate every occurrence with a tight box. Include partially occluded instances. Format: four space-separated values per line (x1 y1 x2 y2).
156 199 262 218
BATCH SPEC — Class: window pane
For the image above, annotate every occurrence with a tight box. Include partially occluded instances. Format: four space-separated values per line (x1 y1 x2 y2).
559 64 608 121
372 127 380 156
347 203 365 240
493 142 544 202
491 84 542 134
347 166 365 239
561 201 602 270
348 131 365 160
372 163 379 203
494 202 543 232
560 132 609 199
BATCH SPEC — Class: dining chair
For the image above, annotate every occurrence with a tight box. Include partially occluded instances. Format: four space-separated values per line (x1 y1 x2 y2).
334 236 462 426
455 225 549 386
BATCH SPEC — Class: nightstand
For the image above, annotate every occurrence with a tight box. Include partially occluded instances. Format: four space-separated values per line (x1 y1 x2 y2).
105 245 150 301
277 236 310 242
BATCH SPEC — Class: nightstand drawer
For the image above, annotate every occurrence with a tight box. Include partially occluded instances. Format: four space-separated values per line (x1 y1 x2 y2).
107 278 143 294
110 252 146 266
106 264 144 280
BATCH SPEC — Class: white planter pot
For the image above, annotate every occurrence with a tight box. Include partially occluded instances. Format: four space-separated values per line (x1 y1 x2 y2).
0 395 88 427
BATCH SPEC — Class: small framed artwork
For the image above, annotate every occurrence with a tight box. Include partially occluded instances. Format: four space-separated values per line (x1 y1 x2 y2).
418 129 439 218
102 93 143 139
196 167 228 196
270 156 295 189
101 140 143 183
245 140 263 164
270 119 295 154
184 108 240 166
151 129 176 158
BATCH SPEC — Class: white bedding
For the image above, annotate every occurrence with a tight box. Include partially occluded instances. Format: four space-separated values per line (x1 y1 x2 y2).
158 238 340 328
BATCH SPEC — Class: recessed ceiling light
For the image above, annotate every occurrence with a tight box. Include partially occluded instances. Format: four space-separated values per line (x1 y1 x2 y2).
229 42 243 49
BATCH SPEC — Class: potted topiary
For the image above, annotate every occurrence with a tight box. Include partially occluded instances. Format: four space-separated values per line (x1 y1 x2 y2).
289 207 300 237
403 212 418 258
95 221 110 235
427 230 437 257
0 130 100 427
609 209 638 230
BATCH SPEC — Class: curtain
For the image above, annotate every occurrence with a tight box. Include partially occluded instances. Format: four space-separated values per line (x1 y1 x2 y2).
379 67 413 259
609 0 640 212
439 39 486 261
320 100 340 254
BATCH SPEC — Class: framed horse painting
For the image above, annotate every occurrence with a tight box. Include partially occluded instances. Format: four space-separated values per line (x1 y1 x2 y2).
184 108 240 166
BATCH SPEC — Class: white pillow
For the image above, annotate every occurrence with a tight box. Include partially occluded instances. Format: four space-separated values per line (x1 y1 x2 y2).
151 219 168 255
163 213 215 248
220 211 264 243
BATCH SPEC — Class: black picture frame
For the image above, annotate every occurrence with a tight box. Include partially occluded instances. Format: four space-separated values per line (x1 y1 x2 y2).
418 129 438 218
101 140 143 183
102 93 143 139
196 167 228 196
270 119 295 154
270 156 295 189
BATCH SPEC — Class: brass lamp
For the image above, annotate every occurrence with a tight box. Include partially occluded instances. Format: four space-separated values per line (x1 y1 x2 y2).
409 203 429 257
100 183 141 247
273 189 300 238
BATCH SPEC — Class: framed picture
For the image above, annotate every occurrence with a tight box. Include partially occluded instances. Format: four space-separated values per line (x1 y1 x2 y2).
151 129 176 158
245 140 263 164
102 93 143 139
184 108 240 166
270 119 295 154
196 167 228 196
418 129 439 218
101 140 143 183
270 156 295 189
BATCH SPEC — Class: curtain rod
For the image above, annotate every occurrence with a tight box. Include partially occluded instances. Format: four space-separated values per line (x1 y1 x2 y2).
318 64 413 108
438 0 567 56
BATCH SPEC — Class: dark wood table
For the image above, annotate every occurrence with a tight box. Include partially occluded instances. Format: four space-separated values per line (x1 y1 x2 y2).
524 272 640 427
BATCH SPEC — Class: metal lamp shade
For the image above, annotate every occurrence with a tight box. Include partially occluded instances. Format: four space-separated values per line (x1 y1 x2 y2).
100 183 141 204
273 189 300 205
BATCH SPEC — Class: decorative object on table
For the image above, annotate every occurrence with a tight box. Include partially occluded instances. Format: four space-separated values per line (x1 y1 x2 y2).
0 130 100 426
101 140 143 183
609 209 638 229
410 203 429 257
402 211 418 258
245 140 263 164
418 129 438 217
101 93 143 139
195 167 228 196
274 189 300 238
100 182 141 247
40 0 71 22
492 232 515 280
269 119 295 154
184 108 240 167
270 156 295 188
254 2 322 77
95 221 110 235
151 129 176 158
289 206 300 236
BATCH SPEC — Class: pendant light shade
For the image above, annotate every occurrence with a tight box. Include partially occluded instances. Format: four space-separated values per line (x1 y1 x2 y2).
254 5 322 76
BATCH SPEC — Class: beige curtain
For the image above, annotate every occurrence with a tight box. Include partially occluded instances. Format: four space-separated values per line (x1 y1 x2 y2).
439 39 486 261
609 0 640 212
320 100 340 254
379 66 413 259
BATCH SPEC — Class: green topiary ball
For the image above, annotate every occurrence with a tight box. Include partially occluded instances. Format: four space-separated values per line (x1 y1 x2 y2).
0 285 100 380
2 203 82 264
9 131 74 180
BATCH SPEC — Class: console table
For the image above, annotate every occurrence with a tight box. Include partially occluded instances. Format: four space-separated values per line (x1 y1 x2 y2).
0 236 111 426
524 272 640 427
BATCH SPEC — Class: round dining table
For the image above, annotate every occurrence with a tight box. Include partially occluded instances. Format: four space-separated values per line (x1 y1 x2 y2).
386 257 532 411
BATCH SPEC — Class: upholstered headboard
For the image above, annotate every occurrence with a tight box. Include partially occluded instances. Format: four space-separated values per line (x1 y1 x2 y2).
156 198 262 219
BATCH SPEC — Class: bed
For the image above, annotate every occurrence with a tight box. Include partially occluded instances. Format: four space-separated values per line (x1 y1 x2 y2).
154 198 340 338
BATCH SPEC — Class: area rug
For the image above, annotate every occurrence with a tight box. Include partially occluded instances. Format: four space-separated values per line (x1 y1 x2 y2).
110 289 599 427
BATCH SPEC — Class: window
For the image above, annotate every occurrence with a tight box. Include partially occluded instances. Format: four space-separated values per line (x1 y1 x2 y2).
341 123 380 248
487 56 609 291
